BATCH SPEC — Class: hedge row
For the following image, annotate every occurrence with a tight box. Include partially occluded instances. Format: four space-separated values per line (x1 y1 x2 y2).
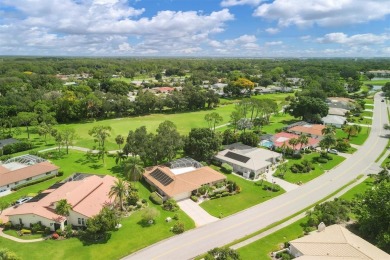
11 174 57 191
2 141 33 155
149 192 163 205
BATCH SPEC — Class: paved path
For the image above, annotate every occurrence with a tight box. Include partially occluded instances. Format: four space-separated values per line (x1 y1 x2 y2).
215 123 230 129
124 92 389 260
38 146 120 155
177 199 219 227
0 227 45 243
264 165 299 192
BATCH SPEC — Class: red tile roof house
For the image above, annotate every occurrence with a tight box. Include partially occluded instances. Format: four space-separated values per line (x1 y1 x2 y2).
0 155 59 196
144 164 226 201
287 124 325 139
273 132 320 150
6 175 117 231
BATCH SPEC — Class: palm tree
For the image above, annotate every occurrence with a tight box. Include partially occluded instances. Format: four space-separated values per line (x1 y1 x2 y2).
298 134 309 150
288 138 299 151
109 178 128 211
115 151 126 165
319 134 337 153
321 125 336 136
55 199 72 216
342 124 361 139
115 134 125 150
124 156 144 182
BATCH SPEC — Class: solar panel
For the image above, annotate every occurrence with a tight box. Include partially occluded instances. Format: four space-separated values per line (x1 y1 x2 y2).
28 192 50 203
48 182 64 189
150 168 174 186
225 151 250 163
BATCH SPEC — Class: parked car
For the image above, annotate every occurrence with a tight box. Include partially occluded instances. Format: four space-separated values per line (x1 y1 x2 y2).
15 197 32 206
328 149 338 155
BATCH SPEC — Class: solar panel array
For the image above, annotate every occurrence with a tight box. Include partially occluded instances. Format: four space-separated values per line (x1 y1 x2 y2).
225 151 250 163
150 168 174 186
48 182 65 189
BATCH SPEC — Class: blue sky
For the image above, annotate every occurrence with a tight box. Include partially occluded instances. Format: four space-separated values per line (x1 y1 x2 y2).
0 0 390 57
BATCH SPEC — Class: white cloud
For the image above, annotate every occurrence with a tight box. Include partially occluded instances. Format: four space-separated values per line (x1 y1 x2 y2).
265 41 283 46
0 0 235 55
265 27 280 34
221 0 263 7
254 0 390 27
317 32 390 45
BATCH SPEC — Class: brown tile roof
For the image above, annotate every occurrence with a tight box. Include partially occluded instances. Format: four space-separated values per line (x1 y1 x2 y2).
290 225 390 259
144 166 226 198
288 124 326 136
0 161 59 187
7 175 116 221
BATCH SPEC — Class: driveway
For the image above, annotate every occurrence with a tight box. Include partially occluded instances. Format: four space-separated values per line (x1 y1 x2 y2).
177 199 219 227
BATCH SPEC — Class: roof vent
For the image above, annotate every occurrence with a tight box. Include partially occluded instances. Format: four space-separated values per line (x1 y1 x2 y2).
318 222 326 232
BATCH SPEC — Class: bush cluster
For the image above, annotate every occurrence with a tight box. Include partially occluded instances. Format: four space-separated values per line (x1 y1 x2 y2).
162 199 179 212
190 195 198 202
172 221 185 234
221 163 233 173
149 192 163 205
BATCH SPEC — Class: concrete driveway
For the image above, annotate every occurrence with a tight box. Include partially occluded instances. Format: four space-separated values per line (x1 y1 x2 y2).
177 199 219 227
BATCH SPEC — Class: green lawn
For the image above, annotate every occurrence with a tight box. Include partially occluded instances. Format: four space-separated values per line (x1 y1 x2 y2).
200 167 285 218
339 177 374 201
363 79 390 86
237 217 307 260
262 113 298 134
1 151 195 259
361 110 373 117
2 229 46 240
364 98 374 105
14 105 236 150
335 127 370 145
274 153 345 184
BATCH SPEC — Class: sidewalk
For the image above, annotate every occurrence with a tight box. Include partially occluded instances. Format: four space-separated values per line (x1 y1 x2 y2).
264 166 299 192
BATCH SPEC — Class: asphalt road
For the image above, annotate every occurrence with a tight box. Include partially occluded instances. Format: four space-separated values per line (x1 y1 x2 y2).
124 93 389 260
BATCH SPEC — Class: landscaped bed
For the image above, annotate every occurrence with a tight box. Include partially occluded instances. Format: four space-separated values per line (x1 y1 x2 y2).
273 152 345 184
200 166 285 218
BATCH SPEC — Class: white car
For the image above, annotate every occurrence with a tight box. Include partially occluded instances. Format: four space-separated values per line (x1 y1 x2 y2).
15 197 32 205
328 149 338 154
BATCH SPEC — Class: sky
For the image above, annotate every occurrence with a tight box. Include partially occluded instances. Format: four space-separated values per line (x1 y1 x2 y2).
0 0 390 57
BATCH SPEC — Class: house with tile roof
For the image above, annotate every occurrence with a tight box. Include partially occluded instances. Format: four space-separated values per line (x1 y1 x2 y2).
273 132 320 150
0 155 59 196
287 124 325 138
6 174 116 231
289 224 389 259
215 143 282 179
143 158 226 201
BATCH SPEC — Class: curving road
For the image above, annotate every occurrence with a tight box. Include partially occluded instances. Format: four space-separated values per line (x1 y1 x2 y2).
125 93 389 260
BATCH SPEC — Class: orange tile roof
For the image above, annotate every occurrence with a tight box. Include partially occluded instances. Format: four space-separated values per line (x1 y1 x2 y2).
144 166 226 198
0 161 59 187
289 124 325 136
7 175 116 222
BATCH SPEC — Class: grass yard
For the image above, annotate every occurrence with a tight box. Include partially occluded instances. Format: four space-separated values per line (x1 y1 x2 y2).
262 113 298 134
0 204 194 260
14 104 236 150
2 229 46 240
237 217 307 259
335 127 370 145
0 151 195 259
339 177 374 201
364 98 374 105
200 167 285 218
274 153 345 184
361 110 373 117
363 79 390 86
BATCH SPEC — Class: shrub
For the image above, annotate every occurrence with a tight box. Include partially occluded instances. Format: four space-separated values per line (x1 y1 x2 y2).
142 207 160 224
221 163 233 174
215 194 222 198
304 149 311 154
52 233 59 239
56 229 63 236
163 199 179 212
149 192 163 205
21 229 31 235
317 157 328 163
173 213 179 220
172 221 185 234
292 153 302 159
4 221 12 230
141 199 147 204
221 192 230 197
127 190 139 206
190 195 198 202
56 171 64 177
211 159 222 166
0 154 12 162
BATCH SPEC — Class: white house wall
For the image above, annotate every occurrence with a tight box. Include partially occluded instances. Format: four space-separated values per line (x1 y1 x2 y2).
0 170 58 193
68 210 89 227
8 213 62 231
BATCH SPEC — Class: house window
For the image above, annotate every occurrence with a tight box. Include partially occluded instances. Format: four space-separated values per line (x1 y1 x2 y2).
78 218 85 225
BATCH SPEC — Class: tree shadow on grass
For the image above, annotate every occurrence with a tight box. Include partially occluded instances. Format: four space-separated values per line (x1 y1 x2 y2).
137 219 156 228
108 165 123 176
89 164 103 170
